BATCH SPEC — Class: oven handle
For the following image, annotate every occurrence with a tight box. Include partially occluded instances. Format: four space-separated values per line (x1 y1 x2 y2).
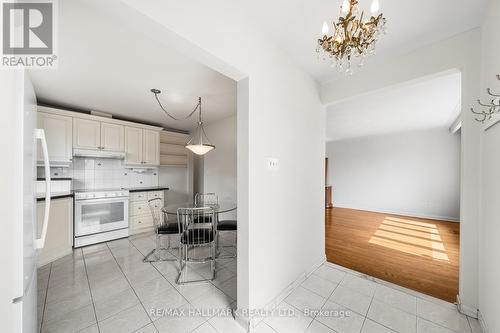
75 197 129 205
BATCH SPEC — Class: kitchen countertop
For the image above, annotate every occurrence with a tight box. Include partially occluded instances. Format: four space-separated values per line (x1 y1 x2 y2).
128 186 169 193
36 186 169 201
36 191 74 201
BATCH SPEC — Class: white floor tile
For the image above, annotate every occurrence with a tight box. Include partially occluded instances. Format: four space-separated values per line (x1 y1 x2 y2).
142 288 188 321
209 316 247 333
77 324 99 333
361 319 397 333
285 287 328 316
340 275 377 298
374 284 417 315
367 299 416 333
42 303 96 333
132 276 173 302
253 322 277 333
217 276 237 300
43 289 93 323
313 265 346 284
301 274 338 298
94 288 139 321
305 320 336 332
316 301 365 333
152 305 207 333
417 318 457 333
416 298 471 333
265 302 314 333
329 285 372 316
192 321 219 333
98 303 151 333
134 323 159 333
467 317 482 333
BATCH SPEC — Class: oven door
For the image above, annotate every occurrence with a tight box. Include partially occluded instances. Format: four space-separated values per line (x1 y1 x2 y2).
74 197 129 237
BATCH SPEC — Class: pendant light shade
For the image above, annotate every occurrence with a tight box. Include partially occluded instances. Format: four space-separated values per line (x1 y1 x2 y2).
185 97 215 155
185 121 215 155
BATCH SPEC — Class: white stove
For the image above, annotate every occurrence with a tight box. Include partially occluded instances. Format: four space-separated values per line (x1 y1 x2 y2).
74 188 129 247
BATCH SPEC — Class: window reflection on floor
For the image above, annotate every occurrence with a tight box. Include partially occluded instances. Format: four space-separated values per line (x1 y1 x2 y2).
368 217 450 261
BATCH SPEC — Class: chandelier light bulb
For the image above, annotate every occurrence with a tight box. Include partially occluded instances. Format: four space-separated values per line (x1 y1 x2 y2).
370 0 380 14
341 0 350 14
322 21 329 35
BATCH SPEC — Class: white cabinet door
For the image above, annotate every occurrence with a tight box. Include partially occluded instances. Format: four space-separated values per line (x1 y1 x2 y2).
101 122 124 152
37 112 72 163
73 118 100 150
36 198 73 266
142 129 160 166
125 127 143 165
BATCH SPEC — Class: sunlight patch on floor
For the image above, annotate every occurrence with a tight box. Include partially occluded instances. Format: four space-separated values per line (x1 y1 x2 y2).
368 217 450 261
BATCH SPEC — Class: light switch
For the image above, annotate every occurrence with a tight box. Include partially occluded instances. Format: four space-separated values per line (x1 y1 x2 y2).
267 158 279 171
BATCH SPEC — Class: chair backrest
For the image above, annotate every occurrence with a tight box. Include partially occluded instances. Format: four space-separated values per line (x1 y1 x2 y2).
177 206 216 245
194 193 218 206
148 198 166 230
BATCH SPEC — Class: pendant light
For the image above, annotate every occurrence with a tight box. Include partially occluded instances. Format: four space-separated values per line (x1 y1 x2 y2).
185 97 215 155
151 89 215 155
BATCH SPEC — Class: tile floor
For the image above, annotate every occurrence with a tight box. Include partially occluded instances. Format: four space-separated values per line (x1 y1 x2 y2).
37 233 482 333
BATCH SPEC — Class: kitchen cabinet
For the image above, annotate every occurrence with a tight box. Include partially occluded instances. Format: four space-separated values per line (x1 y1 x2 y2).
143 129 160 166
74 118 125 152
101 122 125 152
125 127 160 167
129 190 164 235
73 118 101 150
124 127 143 165
37 112 73 166
36 197 73 267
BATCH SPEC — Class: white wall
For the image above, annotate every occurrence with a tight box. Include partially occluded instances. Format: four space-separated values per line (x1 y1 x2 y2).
158 166 190 205
321 30 481 312
103 0 325 322
478 0 500 331
200 115 237 219
326 129 461 221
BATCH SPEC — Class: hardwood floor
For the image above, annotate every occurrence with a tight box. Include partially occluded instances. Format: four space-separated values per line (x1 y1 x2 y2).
326 207 460 302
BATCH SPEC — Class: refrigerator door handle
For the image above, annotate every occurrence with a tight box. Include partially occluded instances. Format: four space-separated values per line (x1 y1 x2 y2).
34 129 51 249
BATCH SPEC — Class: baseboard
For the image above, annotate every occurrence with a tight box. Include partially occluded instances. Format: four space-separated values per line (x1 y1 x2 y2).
456 295 478 318
333 204 460 222
245 255 326 332
37 247 73 268
478 310 489 333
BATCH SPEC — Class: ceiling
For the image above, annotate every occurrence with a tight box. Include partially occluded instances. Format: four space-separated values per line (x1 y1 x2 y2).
325 71 461 141
237 0 487 83
29 0 236 132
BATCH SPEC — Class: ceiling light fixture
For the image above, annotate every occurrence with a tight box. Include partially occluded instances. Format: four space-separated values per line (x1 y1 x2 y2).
151 89 215 155
317 0 386 74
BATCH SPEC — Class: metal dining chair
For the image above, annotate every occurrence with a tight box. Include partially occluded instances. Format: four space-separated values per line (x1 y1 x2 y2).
217 219 237 258
194 193 218 223
176 206 216 284
143 198 180 262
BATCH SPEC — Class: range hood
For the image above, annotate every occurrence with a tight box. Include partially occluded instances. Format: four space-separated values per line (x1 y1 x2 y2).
73 148 125 159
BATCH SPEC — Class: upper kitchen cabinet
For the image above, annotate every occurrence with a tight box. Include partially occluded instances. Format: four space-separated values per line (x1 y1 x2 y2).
37 112 73 166
143 129 160 166
124 126 143 165
101 122 125 152
73 118 100 150
73 118 125 152
125 127 160 167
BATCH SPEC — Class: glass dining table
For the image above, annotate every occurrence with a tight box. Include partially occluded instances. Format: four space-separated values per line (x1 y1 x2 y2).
162 201 237 216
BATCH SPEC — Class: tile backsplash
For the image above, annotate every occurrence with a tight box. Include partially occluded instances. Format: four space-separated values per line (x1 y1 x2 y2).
37 157 158 190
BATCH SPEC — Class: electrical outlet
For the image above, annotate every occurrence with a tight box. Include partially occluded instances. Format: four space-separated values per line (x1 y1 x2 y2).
267 158 280 171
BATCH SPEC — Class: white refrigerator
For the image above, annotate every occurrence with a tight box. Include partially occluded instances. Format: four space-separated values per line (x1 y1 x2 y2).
0 68 51 333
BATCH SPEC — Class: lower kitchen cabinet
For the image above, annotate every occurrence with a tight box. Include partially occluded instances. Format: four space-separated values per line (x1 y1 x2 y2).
129 190 164 235
36 197 73 267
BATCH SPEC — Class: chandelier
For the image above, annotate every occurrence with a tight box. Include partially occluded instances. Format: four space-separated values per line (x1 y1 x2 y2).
317 0 386 74
151 89 215 155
